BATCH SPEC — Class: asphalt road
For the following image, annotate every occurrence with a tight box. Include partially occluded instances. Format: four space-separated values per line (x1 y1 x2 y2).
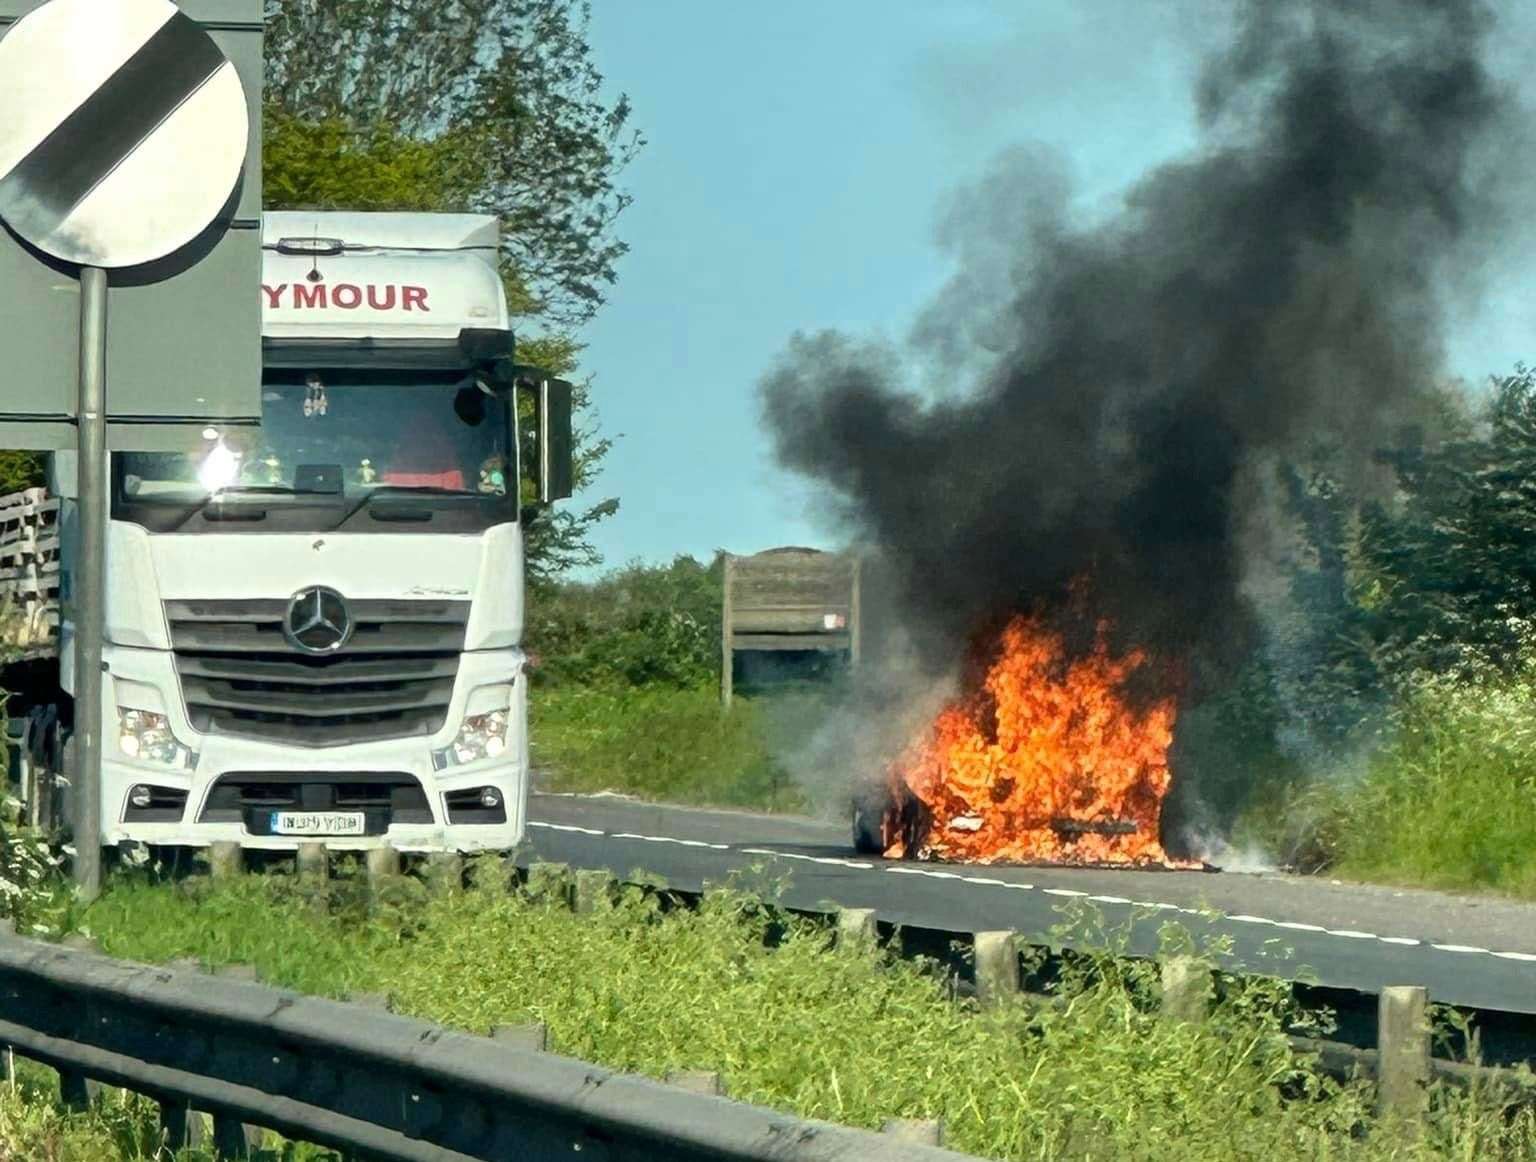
524 792 1536 1017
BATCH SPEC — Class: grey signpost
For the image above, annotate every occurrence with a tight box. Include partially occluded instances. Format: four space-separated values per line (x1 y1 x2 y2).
0 0 254 898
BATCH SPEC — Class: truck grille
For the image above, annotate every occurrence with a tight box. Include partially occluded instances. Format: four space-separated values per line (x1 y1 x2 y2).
198 772 432 832
164 598 469 747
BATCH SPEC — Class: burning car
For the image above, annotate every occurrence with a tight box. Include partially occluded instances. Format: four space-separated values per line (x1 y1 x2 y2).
852 611 1196 868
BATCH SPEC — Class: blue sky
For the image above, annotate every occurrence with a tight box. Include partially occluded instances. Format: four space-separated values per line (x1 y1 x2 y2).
576 1 1535 573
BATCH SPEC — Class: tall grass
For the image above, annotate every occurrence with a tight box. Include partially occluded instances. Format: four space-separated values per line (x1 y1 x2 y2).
74 869 1536 1161
1319 666 1536 897
0 1056 336 1160
530 685 811 811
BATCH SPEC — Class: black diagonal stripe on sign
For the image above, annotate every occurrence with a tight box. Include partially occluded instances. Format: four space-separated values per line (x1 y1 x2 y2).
0 9 227 243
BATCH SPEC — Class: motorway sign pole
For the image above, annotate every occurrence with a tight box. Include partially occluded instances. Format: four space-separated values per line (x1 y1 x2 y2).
74 265 107 898
0 0 251 900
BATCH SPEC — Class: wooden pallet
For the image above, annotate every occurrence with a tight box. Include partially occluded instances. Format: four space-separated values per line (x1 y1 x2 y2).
0 488 60 658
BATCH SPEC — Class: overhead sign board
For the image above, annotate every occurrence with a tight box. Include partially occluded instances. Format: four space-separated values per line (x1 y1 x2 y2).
0 0 262 450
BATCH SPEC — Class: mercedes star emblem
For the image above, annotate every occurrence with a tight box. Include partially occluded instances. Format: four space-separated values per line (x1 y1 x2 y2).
283 586 353 655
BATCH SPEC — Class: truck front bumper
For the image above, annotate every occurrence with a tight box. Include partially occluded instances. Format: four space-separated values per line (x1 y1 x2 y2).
97 645 529 852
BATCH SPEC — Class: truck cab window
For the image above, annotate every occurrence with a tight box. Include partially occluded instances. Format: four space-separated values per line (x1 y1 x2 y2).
113 368 516 533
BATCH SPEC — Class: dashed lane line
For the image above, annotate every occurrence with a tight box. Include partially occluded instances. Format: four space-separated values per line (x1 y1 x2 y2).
612 832 732 851
525 823 1536 967
526 821 605 836
739 848 875 870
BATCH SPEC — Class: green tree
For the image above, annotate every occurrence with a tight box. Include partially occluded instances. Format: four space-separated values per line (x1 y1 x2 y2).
1357 369 1536 678
263 0 641 327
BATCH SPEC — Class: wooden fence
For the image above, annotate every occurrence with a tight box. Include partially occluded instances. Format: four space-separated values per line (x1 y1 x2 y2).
0 487 60 660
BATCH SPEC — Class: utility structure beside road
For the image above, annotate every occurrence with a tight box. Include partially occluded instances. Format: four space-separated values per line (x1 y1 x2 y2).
721 546 861 704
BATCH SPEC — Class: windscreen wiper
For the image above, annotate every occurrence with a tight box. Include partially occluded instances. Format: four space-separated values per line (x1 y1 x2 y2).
338 484 484 526
167 485 324 531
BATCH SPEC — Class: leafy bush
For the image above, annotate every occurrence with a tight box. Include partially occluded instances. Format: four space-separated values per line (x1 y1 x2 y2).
527 556 721 689
80 874 1536 1162
0 452 44 498
0 801 69 937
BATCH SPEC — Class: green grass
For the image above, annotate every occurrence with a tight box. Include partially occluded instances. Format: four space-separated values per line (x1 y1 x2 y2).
0 1056 335 1160
1247 667 1536 898
0 1061 168 1162
529 684 822 812
67 868 1536 1161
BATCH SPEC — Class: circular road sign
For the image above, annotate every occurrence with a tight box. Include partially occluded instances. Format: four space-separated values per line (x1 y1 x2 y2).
0 0 249 269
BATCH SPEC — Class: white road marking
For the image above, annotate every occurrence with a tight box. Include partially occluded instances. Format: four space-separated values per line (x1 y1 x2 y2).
739 848 874 870
526 821 605 836
528 821 1536 966
612 832 730 850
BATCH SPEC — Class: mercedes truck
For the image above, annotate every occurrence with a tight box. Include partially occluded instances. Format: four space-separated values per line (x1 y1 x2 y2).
14 210 572 858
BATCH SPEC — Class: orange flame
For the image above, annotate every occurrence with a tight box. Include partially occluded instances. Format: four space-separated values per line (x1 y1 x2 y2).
885 613 1191 866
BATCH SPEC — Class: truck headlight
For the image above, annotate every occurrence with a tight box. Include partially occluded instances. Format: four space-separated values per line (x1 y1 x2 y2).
433 708 509 769
117 708 195 769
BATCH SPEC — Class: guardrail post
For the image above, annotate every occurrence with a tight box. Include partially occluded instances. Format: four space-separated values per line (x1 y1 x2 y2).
573 868 615 913
1378 985 1430 1119
665 1069 724 1096
882 1118 945 1145
836 907 878 952
973 931 1019 1007
57 1069 98 1110
159 1101 208 1151
526 860 571 904
209 840 243 879
425 851 464 896
492 1021 549 1052
212 1111 259 1159
296 843 328 885
1160 956 1211 1024
366 845 401 882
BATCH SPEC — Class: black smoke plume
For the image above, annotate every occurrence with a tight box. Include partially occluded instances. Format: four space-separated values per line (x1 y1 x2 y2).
761 0 1514 703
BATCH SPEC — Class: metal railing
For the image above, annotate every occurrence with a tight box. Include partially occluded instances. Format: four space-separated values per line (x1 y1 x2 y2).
0 920 977 1161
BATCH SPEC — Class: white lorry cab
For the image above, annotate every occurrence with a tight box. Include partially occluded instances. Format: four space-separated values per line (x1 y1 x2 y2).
38 211 573 856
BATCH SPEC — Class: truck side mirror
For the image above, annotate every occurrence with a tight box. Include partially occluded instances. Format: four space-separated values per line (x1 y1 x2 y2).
537 377 574 504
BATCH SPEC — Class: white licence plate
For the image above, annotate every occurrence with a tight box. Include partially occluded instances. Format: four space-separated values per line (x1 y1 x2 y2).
269 811 366 837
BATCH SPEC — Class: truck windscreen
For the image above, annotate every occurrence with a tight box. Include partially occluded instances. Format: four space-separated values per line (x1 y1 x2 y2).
112 369 517 534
